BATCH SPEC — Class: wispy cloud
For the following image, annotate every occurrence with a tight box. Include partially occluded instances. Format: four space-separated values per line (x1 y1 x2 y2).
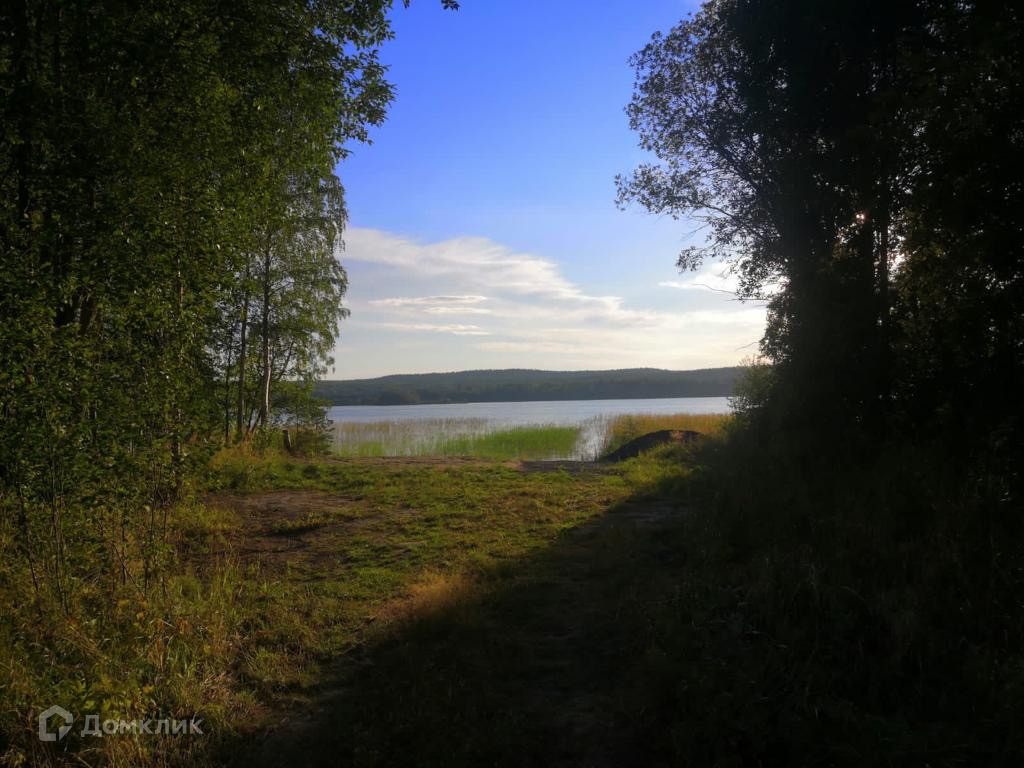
371 321 491 336
345 229 619 306
368 295 494 316
368 295 489 307
660 261 781 300
659 261 740 294
422 306 494 316
332 228 766 376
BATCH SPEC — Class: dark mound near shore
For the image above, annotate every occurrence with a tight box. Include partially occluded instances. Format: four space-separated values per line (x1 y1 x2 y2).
602 430 705 462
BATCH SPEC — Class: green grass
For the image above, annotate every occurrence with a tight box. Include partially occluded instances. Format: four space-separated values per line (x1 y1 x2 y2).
227 459 697 766
9 432 1019 767
431 425 581 459
197 452 651 748
213 440 1024 767
332 422 582 460
3 448 652 766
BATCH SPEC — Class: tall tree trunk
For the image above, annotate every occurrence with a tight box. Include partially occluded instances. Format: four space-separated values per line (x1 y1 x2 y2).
258 245 272 429
875 185 892 431
223 329 234 443
171 251 184 499
235 274 249 440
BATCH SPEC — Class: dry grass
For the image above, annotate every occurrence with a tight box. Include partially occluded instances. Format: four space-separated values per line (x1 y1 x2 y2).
376 571 476 625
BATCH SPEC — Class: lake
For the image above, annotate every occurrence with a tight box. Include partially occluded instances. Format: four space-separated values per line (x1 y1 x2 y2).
327 396 732 459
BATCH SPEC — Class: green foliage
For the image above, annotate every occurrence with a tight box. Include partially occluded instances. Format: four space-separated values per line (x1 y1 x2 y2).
0 1 456 763
727 358 777 429
213 170 352 438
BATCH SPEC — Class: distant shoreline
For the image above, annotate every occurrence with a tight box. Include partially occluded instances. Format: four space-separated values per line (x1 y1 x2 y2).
315 367 744 407
325 393 731 409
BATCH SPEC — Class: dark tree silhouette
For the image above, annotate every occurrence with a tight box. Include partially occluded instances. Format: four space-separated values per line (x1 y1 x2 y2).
619 0 1023 473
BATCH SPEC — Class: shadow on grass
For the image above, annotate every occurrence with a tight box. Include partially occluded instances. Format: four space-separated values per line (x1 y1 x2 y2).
222 484 692 768
211 438 1024 768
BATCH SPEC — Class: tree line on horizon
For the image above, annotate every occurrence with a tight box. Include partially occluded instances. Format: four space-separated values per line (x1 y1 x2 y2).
315 367 743 405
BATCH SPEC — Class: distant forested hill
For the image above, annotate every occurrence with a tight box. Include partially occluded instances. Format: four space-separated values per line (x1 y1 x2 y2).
314 367 744 405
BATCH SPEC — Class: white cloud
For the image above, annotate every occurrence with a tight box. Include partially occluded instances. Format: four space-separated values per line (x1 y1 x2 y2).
367 295 494 316
368 295 489 307
345 229 618 306
660 261 782 300
423 306 494 316
372 322 491 336
332 227 767 376
659 261 740 294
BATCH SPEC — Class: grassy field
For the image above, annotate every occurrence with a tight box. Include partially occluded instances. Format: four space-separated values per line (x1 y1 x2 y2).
201 450 696 766
218 436 1021 768
10 419 1015 766
215 451 700 767
201 451 638 685
4 446 685 766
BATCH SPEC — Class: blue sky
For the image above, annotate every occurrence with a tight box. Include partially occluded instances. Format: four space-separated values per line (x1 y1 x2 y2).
330 0 766 379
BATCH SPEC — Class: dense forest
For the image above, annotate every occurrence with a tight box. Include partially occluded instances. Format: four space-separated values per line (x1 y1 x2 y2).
2 0 1022 765
314 367 742 405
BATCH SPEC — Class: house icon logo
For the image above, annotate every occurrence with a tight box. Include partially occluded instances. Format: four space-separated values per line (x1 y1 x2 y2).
38 705 73 742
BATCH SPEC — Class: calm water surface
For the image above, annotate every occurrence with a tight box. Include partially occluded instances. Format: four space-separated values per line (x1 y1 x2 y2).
327 397 731 459
327 397 731 426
